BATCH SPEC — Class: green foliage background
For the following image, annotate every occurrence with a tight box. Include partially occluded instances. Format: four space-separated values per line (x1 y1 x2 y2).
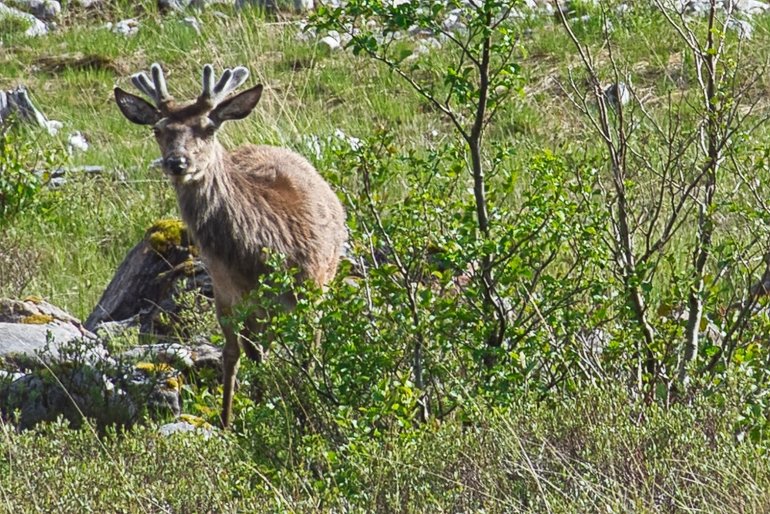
4 0 770 511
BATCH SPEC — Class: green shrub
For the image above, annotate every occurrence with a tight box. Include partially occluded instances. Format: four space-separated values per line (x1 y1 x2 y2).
0 125 61 225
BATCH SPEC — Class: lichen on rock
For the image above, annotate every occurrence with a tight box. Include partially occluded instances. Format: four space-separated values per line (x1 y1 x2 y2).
145 218 189 254
21 313 54 325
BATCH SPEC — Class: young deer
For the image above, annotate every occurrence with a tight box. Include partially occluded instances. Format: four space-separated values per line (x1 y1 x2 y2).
114 64 347 428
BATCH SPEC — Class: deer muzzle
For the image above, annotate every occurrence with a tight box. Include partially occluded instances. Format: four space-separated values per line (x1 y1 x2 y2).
163 155 189 175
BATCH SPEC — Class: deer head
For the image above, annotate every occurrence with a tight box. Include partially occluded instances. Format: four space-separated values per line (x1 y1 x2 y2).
114 63 263 184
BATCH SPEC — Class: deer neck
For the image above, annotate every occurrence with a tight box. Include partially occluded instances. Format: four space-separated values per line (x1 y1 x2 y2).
173 142 234 242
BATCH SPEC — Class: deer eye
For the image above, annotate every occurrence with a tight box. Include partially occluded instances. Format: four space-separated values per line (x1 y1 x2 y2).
201 125 216 138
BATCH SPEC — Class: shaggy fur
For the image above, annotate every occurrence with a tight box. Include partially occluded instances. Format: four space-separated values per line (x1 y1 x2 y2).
114 64 347 427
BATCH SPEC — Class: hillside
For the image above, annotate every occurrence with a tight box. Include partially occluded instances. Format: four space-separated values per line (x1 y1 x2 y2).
3 0 770 511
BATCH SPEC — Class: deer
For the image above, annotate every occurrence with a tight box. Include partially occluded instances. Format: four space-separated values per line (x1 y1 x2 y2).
113 63 347 428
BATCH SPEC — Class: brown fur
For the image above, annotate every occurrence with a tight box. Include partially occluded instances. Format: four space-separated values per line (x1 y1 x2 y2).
114 73 347 428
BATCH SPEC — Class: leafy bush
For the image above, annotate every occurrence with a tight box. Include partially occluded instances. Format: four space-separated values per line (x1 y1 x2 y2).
0 125 61 224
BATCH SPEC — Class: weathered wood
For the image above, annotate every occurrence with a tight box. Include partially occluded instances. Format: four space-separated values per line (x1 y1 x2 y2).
85 220 213 338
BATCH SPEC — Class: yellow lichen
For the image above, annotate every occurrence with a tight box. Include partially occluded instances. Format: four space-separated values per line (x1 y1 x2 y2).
165 376 183 391
21 314 54 325
145 219 187 254
179 413 212 428
181 258 198 276
22 295 44 304
134 361 173 374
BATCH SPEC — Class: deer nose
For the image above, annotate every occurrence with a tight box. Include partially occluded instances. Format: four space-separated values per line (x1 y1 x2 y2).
164 155 188 175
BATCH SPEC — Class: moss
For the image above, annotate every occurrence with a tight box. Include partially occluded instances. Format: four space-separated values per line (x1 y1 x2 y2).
134 361 173 374
145 219 187 254
165 376 183 391
21 314 54 325
179 413 212 429
181 257 198 276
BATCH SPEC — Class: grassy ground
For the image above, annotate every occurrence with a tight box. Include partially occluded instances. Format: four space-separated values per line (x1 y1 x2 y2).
5 1 770 511
2 387 770 513
0 2 439 318
3 3 770 317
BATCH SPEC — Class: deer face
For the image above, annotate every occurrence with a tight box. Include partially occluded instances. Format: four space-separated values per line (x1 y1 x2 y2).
114 64 263 185
150 116 217 184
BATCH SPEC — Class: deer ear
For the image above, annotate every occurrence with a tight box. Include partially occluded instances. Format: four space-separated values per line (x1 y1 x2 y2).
114 87 162 125
209 84 263 125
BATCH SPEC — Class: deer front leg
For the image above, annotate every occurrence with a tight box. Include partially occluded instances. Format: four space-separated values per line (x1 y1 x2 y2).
220 320 241 429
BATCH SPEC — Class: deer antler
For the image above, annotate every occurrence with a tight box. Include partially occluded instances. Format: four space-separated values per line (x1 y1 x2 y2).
197 64 250 108
131 63 172 108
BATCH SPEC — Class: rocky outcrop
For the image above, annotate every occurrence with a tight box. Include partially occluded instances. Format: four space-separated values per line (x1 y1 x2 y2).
0 217 231 430
0 86 62 134
0 2 49 36
0 293 221 430
0 297 96 360
85 219 214 341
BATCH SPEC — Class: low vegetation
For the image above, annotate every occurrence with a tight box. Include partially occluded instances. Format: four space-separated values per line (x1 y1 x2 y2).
4 0 770 511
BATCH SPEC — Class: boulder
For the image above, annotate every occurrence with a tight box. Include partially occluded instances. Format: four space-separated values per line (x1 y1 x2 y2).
85 219 214 341
0 355 182 430
0 2 48 37
1 366 137 430
110 18 139 36
159 414 216 439
0 298 182 430
0 322 93 359
0 297 97 361
0 86 62 134
6 0 60 20
120 340 222 374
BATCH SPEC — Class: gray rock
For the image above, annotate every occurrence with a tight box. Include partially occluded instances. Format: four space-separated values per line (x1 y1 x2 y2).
615 2 631 14
0 2 48 36
0 297 185 431
190 341 222 372
727 18 753 39
295 0 313 9
730 0 769 14
0 86 63 134
605 82 631 108
0 345 182 430
1 374 74 428
318 33 341 51
121 340 222 374
675 0 768 15
0 370 25 382
7 0 60 20
122 342 195 370
67 131 88 154
0 298 97 361
0 297 83 326
442 10 466 33
0 322 92 360
111 18 139 36
159 419 216 439
93 316 140 343
0 360 141 430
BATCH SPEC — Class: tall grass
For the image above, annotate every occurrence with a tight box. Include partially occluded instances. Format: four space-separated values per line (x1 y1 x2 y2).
2 386 768 512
